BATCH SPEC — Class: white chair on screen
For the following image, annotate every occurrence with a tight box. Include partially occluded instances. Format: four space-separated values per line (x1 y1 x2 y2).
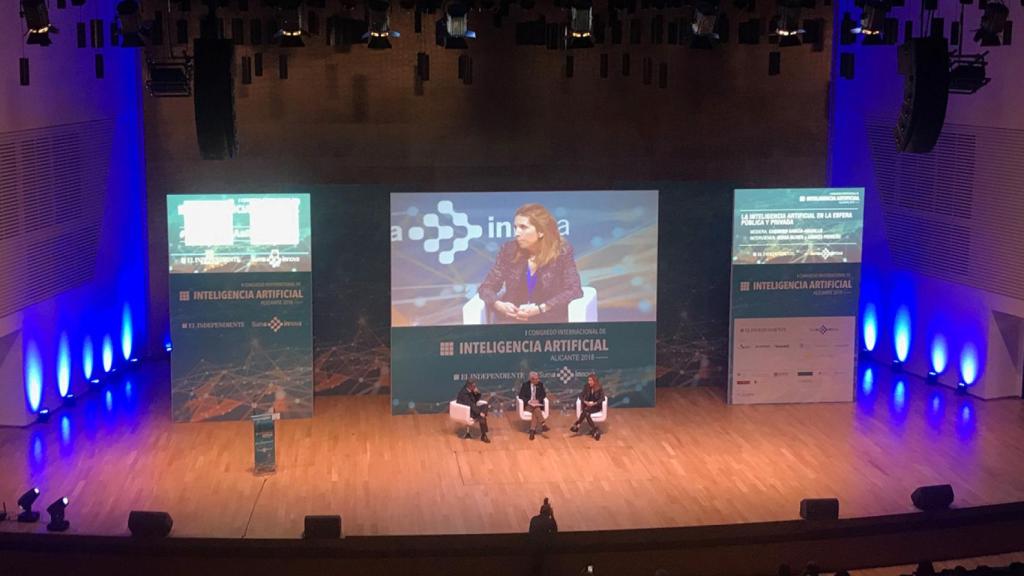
516 397 550 422
462 286 598 325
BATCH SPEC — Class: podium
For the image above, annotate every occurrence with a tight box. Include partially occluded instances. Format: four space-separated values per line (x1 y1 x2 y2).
252 411 280 475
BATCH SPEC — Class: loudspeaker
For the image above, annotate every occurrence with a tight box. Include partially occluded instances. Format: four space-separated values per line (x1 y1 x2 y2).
911 484 954 511
895 37 949 153
193 39 238 160
128 511 173 538
800 498 839 521
768 51 781 75
303 515 342 539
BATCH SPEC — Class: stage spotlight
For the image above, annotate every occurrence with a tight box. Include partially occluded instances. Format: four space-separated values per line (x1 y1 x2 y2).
63 393 77 407
851 0 887 37
772 0 805 47
690 0 721 49
36 408 51 423
365 0 400 49
17 488 41 523
21 0 58 47
117 0 147 47
46 497 70 532
436 1 475 49
567 0 594 48
956 380 968 394
891 359 904 371
974 1 1009 46
927 371 939 384
274 0 306 47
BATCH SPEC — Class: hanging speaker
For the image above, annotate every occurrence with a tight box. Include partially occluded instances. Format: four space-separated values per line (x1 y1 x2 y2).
768 51 781 75
895 37 950 153
193 39 238 160
19 58 30 86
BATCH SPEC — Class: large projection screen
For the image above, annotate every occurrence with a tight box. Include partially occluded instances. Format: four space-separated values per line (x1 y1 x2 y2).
728 188 865 405
167 194 313 422
390 190 659 414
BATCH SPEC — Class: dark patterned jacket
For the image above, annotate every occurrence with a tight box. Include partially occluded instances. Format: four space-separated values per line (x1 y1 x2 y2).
477 240 583 323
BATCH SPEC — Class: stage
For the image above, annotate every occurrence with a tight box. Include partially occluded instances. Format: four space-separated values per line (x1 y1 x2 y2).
1 361 1023 539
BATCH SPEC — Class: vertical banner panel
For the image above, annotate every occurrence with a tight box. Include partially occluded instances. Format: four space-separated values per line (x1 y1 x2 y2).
167 194 313 422
728 188 865 404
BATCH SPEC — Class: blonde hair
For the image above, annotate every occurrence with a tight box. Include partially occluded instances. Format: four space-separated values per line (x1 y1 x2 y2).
513 203 565 268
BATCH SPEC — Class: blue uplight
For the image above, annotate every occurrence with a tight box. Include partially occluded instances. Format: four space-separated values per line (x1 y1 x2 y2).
960 342 979 385
862 303 878 352
25 341 43 413
930 334 947 375
82 336 94 380
102 335 114 373
60 415 71 446
57 332 71 398
121 303 133 361
893 306 911 363
893 379 906 412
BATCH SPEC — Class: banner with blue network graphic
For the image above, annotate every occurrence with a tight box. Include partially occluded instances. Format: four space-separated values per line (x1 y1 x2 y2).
167 194 313 422
390 190 659 414
728 188 864 405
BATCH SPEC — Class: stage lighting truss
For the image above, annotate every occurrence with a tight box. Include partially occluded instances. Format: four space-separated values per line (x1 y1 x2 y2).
21 0 58 47
567 0 595 49
364 0 400 49
146 57 193 97
689 0 722 49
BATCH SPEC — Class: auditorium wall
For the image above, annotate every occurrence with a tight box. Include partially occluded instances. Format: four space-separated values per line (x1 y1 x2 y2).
143 0 835 395
830 0 1024 398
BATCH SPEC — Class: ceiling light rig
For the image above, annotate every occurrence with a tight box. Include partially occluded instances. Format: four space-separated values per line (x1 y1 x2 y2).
772 0 810 47
436 0 476 49
689 0 722 49
21 0 58 47
270 0 308 47
365 0 401 49
567 0 594 48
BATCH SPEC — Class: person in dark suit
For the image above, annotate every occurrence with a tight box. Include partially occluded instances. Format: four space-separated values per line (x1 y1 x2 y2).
477 203 583 324
456 379 490 443
518 371 549 440
528 498 558 534
570 373 605 441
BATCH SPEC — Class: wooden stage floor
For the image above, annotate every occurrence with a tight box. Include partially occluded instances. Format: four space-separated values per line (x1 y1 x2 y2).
2 361 1023 539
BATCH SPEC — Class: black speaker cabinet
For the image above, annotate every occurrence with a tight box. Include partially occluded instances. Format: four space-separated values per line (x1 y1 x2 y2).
800 498 839 521
128 511 174 538
911 484 955 511
303 515 342 539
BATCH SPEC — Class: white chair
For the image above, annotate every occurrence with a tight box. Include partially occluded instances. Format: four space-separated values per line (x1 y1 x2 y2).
516 397 550 422
462 286 598 325
575 396 609 425
448 400 475 439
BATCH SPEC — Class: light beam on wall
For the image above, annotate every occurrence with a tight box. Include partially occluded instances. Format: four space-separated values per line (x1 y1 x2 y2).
121 303 133 361
960 342 979 385
26 341 43 413
102 335 114 373
893 305 911 363
57 332 71 398
862 302 878 352
82 336 94 381
930 334 947 374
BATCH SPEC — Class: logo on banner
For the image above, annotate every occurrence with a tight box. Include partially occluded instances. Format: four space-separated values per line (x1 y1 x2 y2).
439 341 455 356
407 201 483 265
739 281 750 292
557 366 575 385
268 249 282 269
812 324 837 335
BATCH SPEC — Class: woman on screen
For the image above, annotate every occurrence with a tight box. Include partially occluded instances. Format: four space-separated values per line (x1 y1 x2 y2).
477 203 583 323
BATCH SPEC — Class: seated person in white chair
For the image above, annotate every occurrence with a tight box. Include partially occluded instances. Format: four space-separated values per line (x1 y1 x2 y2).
456 379 490 443
518 371 550 441
570 373 605 441
477 203 583 323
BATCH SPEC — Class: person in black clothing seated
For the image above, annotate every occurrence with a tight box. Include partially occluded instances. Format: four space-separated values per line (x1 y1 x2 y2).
528 498 558 534
518 371 549 440
456 378 490 443
570 373 605 440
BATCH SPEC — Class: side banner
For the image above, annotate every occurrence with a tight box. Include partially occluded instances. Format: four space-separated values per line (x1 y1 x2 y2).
167 194 313 422
391 322 656 414
728 188 864 405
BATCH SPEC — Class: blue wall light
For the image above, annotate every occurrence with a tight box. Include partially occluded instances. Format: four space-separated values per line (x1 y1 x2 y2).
930 334 947 374
102 335 114 373
121 303 133 361
82 336 94 381
25 341 44 413
57 332 71 398
960 342 979 386
862 302 878 352
893 305 911 363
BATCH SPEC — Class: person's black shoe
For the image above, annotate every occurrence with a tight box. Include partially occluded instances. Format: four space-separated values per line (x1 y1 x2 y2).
570 425 579 433
529 430 536 440
593 429 602 441
481 434 491 443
